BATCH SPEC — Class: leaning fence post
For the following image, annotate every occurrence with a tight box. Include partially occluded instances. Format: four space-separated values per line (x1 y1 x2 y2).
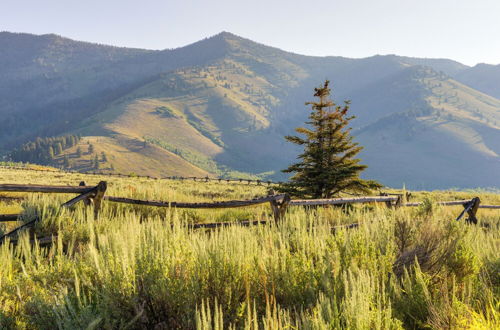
93 181 107 220
456 197 480 224
466 197 480 224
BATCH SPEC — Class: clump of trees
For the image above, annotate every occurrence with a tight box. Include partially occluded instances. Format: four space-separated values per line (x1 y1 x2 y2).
279 80 381 198
9 135 81 165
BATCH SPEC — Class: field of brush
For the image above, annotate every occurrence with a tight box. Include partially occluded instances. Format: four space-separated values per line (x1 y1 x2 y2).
0 167 499 329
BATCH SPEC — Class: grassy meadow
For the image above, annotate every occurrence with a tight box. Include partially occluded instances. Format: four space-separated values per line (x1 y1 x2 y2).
0 167 499 329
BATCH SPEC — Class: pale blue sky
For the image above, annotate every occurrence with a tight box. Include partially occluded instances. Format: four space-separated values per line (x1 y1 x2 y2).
1 0 499 66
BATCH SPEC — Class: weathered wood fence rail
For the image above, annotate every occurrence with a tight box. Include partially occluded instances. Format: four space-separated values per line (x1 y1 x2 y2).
104 194 287 209
1 180 499 245
289 196 400 206
104 194 291 223
404 200 500 209
0 214 19 222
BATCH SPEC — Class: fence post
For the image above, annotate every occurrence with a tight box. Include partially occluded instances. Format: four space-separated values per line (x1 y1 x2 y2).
456 197 480 224
466 197 480 224
394 194 403 208
270 194 290 223
93 181 107 220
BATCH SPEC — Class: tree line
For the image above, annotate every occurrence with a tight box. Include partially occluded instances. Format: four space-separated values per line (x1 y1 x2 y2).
9 135 81 164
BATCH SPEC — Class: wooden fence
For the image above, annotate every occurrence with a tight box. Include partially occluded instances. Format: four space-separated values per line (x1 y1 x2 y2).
0 165 277 186
0 180 498 245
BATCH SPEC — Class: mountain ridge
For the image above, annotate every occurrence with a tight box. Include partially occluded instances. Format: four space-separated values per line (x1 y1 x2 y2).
1 31 499 188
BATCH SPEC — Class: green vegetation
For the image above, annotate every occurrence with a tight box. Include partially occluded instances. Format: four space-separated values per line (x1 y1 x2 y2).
144 136 220 173
9 135 80 165
0 168 499 329
154 106 177 118
279 81 381 198
144 136 259 180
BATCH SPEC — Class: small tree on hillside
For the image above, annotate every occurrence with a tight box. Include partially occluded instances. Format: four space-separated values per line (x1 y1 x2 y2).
93 154 100 169
63 154 70 168
76 147 82 158
278 80 381 199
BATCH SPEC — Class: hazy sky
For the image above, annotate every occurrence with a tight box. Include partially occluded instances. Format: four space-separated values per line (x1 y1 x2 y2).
1 0 499 66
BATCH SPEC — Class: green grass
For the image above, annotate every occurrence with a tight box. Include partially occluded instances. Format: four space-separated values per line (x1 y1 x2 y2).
0 168 499 329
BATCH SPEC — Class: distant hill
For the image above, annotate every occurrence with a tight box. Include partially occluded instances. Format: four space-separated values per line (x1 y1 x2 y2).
456 63 500 99
1 31 499 188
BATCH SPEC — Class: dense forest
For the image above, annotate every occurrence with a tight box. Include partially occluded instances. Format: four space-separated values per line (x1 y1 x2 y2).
9 135 80 165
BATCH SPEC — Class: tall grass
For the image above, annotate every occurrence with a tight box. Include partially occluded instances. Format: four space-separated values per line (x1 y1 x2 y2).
0 168 498 329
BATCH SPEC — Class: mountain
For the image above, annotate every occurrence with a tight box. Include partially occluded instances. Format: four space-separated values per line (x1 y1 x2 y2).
1 31 499 189
455 63 500 99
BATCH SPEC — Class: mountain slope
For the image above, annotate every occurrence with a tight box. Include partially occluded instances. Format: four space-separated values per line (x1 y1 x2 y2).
455 63 500 99
1 31 499 188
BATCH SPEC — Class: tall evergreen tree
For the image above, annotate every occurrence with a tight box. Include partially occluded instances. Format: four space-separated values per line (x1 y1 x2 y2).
76 147 82 158
279 80 381 198
54 142 63 155
48 146 55 160
94 154 100 169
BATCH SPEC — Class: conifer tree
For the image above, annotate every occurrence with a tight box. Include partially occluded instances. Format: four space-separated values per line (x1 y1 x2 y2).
94 154 100 169
48 146 55 160
76 147 82 158
278 80 381 198
54 142 63 155
63 154 70 168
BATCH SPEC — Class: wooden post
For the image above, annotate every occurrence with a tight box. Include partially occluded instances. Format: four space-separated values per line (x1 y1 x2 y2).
270 194 290 223
93 181 107 220
456 197 480 224
466 197 480 224
394 194 403 208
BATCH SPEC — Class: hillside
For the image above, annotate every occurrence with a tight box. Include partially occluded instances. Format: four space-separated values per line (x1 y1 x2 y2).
1 31 499 188
456 63 500 99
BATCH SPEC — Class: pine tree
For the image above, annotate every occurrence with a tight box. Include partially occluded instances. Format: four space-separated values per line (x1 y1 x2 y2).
94 155 100 169
48 146 55 160
88 144 94 154
278 80 381 199
101 151 107 162
54 142 63 155
76 147 82 158
63 154 70 168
